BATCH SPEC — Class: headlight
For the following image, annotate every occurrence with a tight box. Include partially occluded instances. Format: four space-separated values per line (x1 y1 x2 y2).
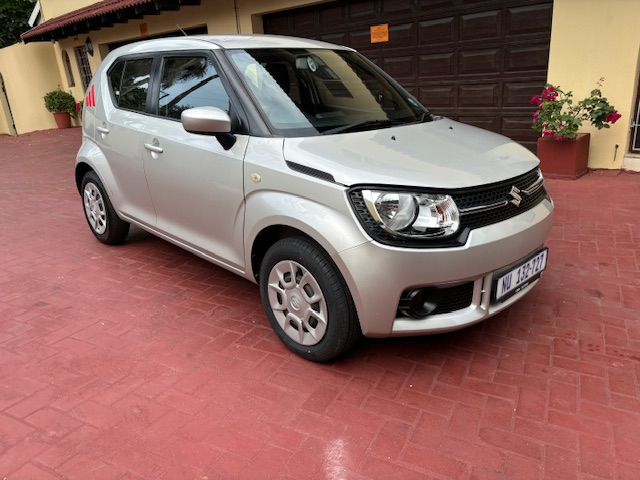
362 190 460 237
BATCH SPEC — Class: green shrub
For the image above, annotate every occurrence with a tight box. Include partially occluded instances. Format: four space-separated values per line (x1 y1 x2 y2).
43 87 77 115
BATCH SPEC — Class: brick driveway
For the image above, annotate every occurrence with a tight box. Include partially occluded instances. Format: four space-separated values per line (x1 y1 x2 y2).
1 128 639 479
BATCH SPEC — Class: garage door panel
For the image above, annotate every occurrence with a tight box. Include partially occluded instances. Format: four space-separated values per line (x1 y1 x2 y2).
348 2 376 22
382 0 413 17
460 10 502 41
320 32 348 45
264 0 552 150
457 116 500 133
503 81 545 107
418 18 456 45
420 52 456 76
505 44 550 72
348 28 375 49
319 4 343 27
459 48 501 75
507 4 553 35
389 22 416 47
382 55 415 80
459 83 500 107
418 1 457 14
420 85 456 109
292 10 315 30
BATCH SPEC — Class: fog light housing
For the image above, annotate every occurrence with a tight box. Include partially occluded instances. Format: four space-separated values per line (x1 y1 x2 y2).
398 287 442 318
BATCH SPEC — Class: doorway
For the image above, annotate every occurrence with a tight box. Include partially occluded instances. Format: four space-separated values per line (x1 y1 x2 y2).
0 73 17 136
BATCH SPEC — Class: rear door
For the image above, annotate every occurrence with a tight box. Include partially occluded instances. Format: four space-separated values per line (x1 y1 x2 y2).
92 57 156 226
141 53 249 271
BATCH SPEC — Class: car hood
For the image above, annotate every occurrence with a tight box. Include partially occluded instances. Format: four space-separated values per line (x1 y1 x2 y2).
282 118 540 189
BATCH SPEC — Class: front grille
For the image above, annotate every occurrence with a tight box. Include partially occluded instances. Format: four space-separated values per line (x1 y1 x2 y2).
349 168 549 248
454 168 547 230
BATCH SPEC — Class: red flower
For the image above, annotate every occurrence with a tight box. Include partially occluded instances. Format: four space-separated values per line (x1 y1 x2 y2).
605 110 621 124
530 95 540 105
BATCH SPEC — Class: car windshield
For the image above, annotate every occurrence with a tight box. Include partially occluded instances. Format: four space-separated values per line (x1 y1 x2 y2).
226 48 431 136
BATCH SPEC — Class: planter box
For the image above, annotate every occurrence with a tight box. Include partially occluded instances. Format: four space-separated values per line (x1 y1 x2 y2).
536 133 590 180
53 112 71 129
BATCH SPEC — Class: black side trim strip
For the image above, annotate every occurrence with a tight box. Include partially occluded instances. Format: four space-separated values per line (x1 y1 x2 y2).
286 161 335 183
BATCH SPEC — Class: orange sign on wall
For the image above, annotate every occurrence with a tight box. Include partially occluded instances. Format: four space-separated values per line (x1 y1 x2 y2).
370 24 389 43
140 23 148 36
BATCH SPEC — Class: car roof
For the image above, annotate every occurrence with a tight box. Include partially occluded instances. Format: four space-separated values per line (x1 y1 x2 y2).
112 34 353 56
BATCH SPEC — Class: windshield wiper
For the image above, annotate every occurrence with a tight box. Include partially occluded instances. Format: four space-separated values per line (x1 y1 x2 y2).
321 119 405 135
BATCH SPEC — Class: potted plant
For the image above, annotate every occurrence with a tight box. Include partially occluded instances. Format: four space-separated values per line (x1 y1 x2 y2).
530 78 621 179
43 87 77 129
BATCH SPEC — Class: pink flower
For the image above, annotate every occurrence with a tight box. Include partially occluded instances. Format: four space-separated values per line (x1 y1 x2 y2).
530 95 540 105
605 110 621 124
533 112 539 118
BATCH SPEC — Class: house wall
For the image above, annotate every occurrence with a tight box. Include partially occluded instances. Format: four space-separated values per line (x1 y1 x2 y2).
547 0 640 169
39 0 95 20
0 41 65 134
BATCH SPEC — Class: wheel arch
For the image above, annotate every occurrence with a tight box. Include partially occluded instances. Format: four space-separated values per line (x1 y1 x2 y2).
75 161 93 193
250 225 317 282
75 139 124 212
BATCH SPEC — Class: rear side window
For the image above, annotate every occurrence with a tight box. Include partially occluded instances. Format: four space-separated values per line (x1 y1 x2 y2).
157 56 229 119
108 58 153 112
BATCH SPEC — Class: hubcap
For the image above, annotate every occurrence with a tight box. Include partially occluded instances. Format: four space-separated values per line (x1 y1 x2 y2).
83 182 107 235
267 260 328 346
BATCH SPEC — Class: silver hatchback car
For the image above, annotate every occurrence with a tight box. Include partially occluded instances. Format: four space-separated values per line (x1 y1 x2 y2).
76 34 553 361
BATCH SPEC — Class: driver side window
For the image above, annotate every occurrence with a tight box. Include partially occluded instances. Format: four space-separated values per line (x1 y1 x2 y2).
157 56 229 120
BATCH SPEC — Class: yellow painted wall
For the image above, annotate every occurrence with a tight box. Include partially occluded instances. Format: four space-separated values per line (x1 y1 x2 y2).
548 0 639 169
0 41 69 134
39 0 95 20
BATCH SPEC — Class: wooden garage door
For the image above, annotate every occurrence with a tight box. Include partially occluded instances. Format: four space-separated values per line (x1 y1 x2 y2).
264 0 552 151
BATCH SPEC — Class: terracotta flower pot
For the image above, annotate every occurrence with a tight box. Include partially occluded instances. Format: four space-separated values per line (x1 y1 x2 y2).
536 133 590 180
53 111 71 129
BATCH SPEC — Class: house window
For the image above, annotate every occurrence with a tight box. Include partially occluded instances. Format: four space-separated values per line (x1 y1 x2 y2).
62 51 75 87
74 46 92 91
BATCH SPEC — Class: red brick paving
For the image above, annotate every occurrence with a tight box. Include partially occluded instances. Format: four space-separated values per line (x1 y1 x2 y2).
1 128 639 479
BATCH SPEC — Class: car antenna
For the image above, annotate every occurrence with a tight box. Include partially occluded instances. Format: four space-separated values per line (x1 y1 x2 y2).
177 24 188 36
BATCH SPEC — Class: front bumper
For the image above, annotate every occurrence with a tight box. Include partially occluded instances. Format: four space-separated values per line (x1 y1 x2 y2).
334 198 554 337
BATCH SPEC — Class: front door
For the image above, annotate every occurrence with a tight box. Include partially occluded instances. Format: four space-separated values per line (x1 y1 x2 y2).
141 54 248 271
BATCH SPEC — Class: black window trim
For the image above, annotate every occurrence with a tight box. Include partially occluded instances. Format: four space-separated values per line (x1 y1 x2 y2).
106 50 252 136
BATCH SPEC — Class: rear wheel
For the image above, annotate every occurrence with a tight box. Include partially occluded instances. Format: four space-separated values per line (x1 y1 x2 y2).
259 237 360 362
81 171 129 245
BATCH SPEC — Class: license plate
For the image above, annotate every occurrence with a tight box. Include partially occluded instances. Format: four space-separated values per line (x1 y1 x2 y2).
495 249 548 301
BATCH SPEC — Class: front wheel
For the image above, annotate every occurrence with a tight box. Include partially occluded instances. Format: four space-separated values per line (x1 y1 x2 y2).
81 171 130 245
259 237 361 362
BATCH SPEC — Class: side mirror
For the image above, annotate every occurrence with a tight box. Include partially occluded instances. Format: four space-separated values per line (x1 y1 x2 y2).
181 107 236 150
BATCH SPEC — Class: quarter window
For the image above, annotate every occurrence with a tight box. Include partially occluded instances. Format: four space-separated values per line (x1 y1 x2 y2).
108 58 153 113
157 56 229 119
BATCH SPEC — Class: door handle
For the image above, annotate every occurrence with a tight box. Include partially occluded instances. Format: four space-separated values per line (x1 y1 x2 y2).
144 143 163 154
96 126 109 134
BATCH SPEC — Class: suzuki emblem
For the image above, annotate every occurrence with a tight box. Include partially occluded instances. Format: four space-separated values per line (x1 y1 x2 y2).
508 186 522 207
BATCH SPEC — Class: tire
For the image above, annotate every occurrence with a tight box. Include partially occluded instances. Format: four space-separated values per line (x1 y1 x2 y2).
259 237 361 362
81 171 130 245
